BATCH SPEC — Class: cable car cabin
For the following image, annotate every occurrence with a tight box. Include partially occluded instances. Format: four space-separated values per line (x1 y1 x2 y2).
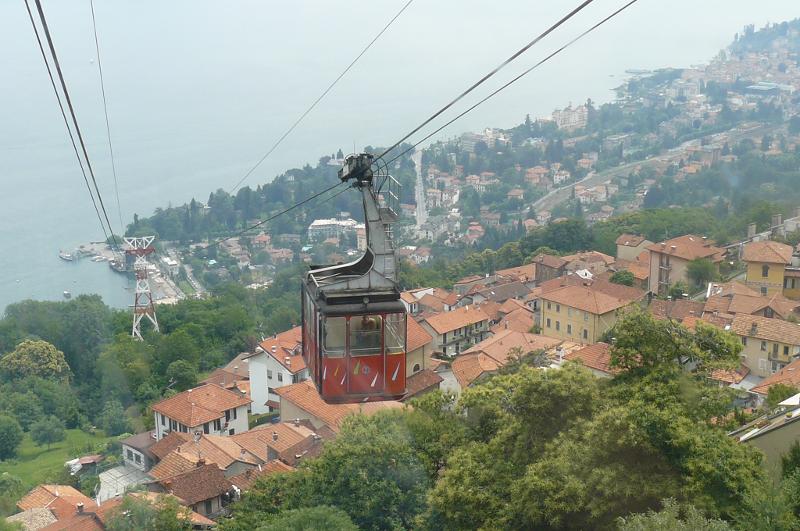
302 153 406 403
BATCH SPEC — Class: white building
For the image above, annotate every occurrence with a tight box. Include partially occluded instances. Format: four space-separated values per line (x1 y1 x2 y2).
151 383 251 440
552 104 588 130
247 326 309 414
307 218 359 241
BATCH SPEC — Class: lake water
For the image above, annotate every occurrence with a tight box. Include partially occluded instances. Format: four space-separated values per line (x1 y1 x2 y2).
0 0 796 311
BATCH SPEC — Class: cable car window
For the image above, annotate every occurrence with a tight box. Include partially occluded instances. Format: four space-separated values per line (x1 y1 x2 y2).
350 315 382 356
323 316 346 357
385 313 405 354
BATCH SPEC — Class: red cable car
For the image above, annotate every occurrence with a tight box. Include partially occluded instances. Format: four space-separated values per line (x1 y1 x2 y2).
302 153 406 403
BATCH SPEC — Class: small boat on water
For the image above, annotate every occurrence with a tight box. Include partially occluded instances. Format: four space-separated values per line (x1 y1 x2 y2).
58 250 74 261
109 258 127 273
63 290 72 299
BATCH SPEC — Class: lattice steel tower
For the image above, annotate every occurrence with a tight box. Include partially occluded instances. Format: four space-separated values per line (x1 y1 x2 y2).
124 236 160 340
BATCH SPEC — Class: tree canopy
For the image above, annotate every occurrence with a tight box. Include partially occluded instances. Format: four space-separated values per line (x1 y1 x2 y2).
0 340 71 383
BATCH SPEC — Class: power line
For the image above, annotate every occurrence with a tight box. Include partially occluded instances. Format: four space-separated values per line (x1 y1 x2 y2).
32 0 121 249
386 0 640 166
208 181 346 249
228 0 415 194
89 0 124 232
375 0 595 161
23 0 110 244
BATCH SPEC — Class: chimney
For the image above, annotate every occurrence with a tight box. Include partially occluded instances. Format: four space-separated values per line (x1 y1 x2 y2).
670 245 677 251
197 458 205 467
76 503 84 515
661 242 666 249
272 431 278 442
240 448 247 459
748 223 757 239
294 418 300 427
271 346 277 354
773 214 783 228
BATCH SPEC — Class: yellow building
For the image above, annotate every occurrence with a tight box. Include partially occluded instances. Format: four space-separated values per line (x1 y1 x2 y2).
742 240 793 297
540 281 645 344
730 314 800 378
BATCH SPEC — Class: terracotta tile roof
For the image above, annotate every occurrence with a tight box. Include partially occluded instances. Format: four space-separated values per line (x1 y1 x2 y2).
615 233 647 247
454 274 483 285
718 293 800 319
229 461 295 491
6 508 58 530
400 291 417 304
174 434 259 469
495 264 536 283
202 368 244 389
223 352 252 378
650 299 705 322
422 306 489 335
432 288 458 307
710 365 750 385
491 308 534 334
149 450 197 481
418 294 445 313
463 330 561 364
151 383 251 428
730 314 800 345
476 301 502 322
613 258 650 280
149 432 190 460
275 380 405 431
407 317 433 353
751 358 800 395
538 274 586 294
564 342 617 375
452 353 501 388
257 326 305 374
473 281 531 303
707 281 760 298
161 463 232 506
533 253 567 269
540 283 642 315
231 422 317 460
402 369 443 400
17 485 95 520
561 250 616 266
94 493 216 528
742 240 794 264
704 295 733 315
40 513 103 531
499 298 528 315
646 234 725 262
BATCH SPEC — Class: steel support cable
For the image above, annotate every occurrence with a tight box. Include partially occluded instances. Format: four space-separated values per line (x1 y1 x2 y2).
33 0 121 249
23 0 110 243
208 181 346 249
228 0 415 194
385 0 640 166
89 0 124 232
375 0 595 162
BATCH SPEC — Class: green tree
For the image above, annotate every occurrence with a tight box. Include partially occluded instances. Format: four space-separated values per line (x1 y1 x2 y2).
617 499 732 530
0 415 23 460
98 399 130 436
106 495 192 531
687 258 717 288
165 360 197 392
29 415 65 449
610 269 635 286
0 473 25 516
783 441 800 479
256 506 357 531
767 384 800 409
0 340 70 383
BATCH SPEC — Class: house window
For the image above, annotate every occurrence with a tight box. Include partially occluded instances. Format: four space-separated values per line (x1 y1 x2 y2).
547 302 551 310
233 408 238 420
555 321 560 331
160 414 165 426
741 337 748 346
762 265 770 278
126 449 133 460
225 410 230 422
761 287 768 296
179 424 187 433
761 341 767 352
170 419 177 431
785 346 790 357
759 358 768 371
765 308 774 318
567 308 572 317
278 373 283 382
204 500 212 515
583 312 588 322
567 324 572 335
583 329 588 340
229 429 235 435
412 363 421 373
546 318 551 328
203 423 209 434
556 304 561 313
267 369 272 379
134 453 141 464
213 419 221 431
